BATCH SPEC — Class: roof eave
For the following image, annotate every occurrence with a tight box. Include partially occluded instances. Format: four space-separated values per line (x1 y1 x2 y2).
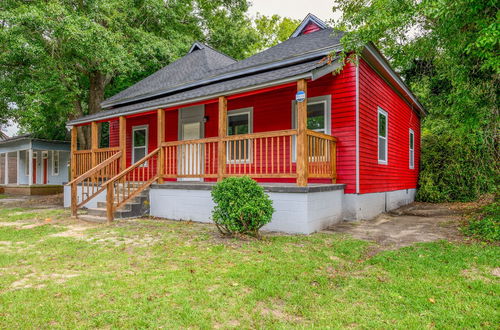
362 43 427 116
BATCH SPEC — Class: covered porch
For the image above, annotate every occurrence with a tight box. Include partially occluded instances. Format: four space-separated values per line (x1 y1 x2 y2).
0 136 70 195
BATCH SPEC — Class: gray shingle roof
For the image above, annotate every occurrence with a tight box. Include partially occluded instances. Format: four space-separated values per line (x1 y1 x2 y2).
69 58 328 124
69 27 345 125
103 43 236 106
102 28 343 109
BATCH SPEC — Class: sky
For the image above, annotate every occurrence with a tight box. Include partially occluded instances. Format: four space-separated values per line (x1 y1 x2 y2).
248 0 341 22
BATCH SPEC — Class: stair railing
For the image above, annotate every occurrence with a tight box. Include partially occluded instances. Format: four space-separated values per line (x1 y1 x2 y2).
102 148 160 222
68 151 122 217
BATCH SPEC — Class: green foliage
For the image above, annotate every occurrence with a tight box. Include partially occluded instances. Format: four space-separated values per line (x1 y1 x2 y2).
252 14 300 52
333 0 499 202
461 201 500 242
416 127 497 202
0 0 260 143
211 176 274 237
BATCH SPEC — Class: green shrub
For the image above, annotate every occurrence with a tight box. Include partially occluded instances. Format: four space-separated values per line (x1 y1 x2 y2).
211 177 274 237
416 127 497 202
461 202 500 242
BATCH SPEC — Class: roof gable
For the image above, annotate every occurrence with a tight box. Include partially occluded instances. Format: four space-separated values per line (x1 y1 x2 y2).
102 43 236 107
290 13 328 38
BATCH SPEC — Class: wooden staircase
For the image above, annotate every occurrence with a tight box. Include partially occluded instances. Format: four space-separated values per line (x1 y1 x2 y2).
79 187 150 223
69 148 160 223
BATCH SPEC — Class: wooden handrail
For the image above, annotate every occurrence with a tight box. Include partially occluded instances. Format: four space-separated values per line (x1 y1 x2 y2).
223 129 297 141
68 151 122 185
162 137 219 147
102 148 160 186
94 147 121 152
306 130 337 141
73 150 92 154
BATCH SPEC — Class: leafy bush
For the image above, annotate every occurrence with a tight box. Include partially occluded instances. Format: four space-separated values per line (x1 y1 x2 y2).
211 177 274 237
416 127 497 202
461 202 500 242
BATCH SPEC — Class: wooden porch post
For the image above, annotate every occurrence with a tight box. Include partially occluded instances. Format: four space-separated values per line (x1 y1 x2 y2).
119 116 126 171
217 96 227 181
16 150 20 185
71 126 77 180
4 152 8 185
157 109 165 184
296 79 308 187
91 121 98 168
28 149 33 185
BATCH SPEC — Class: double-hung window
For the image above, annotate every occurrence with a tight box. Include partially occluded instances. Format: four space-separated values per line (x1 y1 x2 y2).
292 95 331 161
52 151 60 176
132 126 148 164
227 108 253 163
378 108 388 164
409 129 415 169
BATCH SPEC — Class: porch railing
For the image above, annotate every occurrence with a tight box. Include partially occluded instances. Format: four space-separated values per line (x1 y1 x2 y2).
159 129 336 181
73 147 120 177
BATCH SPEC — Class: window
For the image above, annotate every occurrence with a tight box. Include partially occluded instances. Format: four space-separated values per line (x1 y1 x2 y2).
292 97 330 134
132 126 148 164
292 95 331 161
52 151 60 176
378 108 388 164
227 108 252 163
409 129 415 169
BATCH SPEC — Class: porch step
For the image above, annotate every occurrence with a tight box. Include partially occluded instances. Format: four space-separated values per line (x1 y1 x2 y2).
79 214 107 224
84 189 150 221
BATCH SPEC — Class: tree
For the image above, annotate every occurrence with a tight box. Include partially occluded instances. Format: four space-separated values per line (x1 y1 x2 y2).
252 14 300 52
332 0 499 201
0 0 258 147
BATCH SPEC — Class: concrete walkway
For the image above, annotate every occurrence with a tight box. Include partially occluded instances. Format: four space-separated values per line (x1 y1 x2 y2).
326 202 464 250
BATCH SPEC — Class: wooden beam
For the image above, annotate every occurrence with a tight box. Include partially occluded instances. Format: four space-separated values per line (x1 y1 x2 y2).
91 121 99 169
119 116 127 172
157 109 165 184
296 79 308 186
71 126 77 180
217 96 227 181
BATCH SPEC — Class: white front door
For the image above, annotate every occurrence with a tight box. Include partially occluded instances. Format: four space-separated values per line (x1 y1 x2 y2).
179 122 203 181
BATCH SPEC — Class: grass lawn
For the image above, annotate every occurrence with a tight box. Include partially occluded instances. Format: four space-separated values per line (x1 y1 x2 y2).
0 207 498 328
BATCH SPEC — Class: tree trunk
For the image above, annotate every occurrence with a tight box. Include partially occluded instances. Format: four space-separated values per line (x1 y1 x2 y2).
89 71 107 115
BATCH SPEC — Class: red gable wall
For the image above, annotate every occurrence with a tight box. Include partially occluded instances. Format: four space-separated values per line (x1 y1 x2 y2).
301 21 322 35
358 58 421 193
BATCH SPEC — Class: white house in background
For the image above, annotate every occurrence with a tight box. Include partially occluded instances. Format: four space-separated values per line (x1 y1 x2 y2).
0 135 70 195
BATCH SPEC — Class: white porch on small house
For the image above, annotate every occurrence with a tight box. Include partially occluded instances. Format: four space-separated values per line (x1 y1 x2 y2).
0 136 70 195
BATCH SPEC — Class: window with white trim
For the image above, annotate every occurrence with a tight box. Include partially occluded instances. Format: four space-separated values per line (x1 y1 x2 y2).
227 108 253 163
409 129 415 169
52 151 60 176
378 108 388 164
132 126 148 164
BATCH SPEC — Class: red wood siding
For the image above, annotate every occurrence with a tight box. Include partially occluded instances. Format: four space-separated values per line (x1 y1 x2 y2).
109 119 119 148
358 58 421 193
301 22 322 35
126 113 158 167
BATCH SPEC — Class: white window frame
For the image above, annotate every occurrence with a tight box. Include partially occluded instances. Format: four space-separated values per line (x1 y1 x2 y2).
227 108 253 164
52 151 60 176
409 129 415 169
291 95 332 162
377 107 388 165
132 125 149 166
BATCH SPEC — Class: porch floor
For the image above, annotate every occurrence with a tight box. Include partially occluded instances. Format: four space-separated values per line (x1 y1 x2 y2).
0 184 63 196
151 181 345 193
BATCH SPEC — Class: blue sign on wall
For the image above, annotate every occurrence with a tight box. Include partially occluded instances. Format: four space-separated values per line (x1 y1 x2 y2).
295 90 306 102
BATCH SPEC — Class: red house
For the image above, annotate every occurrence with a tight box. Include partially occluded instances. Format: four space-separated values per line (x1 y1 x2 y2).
65 14 425 233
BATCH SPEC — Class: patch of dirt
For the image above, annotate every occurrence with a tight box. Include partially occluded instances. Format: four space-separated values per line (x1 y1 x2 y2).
10 272 80 290
258 299 303 322
326 202 464 252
